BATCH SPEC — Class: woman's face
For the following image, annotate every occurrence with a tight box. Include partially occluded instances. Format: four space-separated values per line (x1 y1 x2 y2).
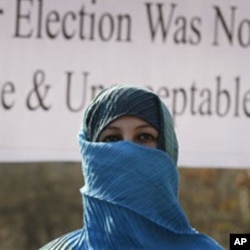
98 115 159 148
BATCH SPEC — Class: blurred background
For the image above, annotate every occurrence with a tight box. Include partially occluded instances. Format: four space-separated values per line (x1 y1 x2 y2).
0 163 249 250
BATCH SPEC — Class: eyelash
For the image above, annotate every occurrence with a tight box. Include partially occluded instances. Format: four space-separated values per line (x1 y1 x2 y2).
138 133 155 141
102 135 121 142
102 133 157 143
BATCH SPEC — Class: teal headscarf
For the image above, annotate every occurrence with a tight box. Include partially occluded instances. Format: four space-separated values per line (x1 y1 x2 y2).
39 85 223 250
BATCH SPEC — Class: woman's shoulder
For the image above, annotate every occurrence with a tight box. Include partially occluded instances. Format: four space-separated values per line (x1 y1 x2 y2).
38 228 84 250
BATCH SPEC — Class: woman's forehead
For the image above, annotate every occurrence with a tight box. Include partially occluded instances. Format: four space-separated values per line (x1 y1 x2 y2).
104 115 156 129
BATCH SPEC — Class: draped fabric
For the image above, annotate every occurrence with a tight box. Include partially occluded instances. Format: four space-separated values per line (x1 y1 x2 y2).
40 133 223 249
40 85 223 249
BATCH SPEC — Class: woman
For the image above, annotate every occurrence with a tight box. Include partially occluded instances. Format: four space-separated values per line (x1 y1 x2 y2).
40 85 223 249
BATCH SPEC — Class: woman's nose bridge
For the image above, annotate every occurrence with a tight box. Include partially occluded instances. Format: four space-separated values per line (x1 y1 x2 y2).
122 131 134 142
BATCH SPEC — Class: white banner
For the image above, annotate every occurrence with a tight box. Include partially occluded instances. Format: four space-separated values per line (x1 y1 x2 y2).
0 0 249 168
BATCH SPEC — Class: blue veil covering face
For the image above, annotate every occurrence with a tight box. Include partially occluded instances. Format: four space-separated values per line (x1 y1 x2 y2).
40 85 223 250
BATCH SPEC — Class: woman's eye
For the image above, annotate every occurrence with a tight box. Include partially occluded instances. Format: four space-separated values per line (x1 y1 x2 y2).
137 133 155 142
102 135 121 142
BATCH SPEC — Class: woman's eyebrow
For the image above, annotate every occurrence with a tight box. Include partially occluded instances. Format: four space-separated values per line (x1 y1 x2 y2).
104 126 121 131
135 124 154 129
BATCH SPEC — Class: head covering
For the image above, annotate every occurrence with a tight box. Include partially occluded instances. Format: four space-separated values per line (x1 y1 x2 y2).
39 85 223 250
82 85 179 165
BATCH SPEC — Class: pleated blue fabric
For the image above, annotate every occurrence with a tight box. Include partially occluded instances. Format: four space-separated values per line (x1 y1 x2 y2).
40 133 223 249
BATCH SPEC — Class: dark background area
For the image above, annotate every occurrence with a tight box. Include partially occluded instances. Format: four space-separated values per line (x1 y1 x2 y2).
0 163 249 250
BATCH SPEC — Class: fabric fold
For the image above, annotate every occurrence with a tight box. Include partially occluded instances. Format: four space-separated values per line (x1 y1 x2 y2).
78 132 223 249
